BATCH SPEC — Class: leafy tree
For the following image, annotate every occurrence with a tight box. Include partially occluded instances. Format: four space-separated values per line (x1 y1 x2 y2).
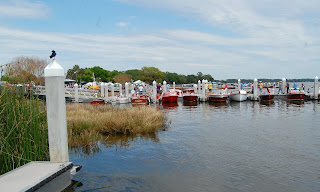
140 67 164 84
163 72 179 84
186 75 198 84
177 74 187 84
3 56 47 84
114 74 132 84
202 74 214 82
125 69 140 81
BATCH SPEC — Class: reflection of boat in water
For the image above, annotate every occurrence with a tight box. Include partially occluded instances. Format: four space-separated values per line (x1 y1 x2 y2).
208 101 227 107
90 99 104 105
229 90 247 102
207 92 228 102
182 92 199 102
162 91 178 103
183 102 198 107
259 94 274 101
287 90 305 101
131 94 150 104
260 100 274 106
162 102 178 109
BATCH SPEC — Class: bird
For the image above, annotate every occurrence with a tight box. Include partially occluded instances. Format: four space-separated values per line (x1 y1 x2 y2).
50 50 56 59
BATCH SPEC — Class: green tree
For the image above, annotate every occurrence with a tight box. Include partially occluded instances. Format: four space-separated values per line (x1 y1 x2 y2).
125 69 140 81
114 74 132 84
140 67 164 84
186 75 198 84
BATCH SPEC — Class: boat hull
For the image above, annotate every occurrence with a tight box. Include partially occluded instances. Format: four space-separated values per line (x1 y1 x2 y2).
90 99 104 105
162 95 178 103
183 95 198 102
259 94 274 101
230 91 247 102
132 96 149 104
287 93 304 101
208 94 228 102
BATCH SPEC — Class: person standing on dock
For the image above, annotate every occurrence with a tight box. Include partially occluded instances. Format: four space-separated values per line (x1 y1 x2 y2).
278 82 284 94
259 81 263 93
224 83 228 94
293 81 298 90
287 81 290 93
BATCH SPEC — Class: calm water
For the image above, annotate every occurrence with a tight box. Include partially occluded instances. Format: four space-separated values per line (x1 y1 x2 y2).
68 99 320 192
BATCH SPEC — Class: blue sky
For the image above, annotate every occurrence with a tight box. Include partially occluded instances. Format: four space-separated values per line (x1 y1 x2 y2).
0 0 319 80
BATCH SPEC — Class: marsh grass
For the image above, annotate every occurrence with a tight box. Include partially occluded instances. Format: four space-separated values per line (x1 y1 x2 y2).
0 86 48 175
66 104 166 147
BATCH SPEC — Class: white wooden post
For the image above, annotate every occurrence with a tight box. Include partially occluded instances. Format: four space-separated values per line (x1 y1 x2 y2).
119 84 122 96
153 80 157 102
254 78 258 100
198 80 201 94
125 82 129 97
314 76 319 100
101 82 104 98
111 83 114 98
173 82 175 90
238 79 241 91
201 80 205 101
282 78 286 94
105 83 109 102
44 60 69 162
74 83 79 103
163 80 167 93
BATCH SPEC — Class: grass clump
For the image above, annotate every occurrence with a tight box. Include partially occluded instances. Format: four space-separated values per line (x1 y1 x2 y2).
0 86 49 175
66 104 166 147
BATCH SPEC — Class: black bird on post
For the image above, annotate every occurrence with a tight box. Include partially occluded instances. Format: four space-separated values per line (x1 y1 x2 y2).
50 50 56 59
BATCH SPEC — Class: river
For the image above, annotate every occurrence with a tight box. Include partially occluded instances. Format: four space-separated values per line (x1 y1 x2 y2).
67 95 319 192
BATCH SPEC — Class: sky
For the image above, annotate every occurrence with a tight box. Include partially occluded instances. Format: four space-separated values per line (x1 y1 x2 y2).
0 0 319 80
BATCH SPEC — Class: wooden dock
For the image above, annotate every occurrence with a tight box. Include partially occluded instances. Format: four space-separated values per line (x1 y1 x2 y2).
0 161 75 192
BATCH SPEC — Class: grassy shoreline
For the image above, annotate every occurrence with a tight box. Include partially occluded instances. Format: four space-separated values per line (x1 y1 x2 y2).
66 104 167 147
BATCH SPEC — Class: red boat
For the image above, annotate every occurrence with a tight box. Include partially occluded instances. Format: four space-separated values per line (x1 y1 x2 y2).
207 93 228 102
259 94 274 101
161 91 178 103
90 99 104 105
180 84 195 94
287 90 305 101
131 95 149 104
182 93 198 102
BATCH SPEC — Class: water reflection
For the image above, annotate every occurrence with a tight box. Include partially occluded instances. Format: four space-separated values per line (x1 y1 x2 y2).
161 102 179 109
70 133 160 157
182 102 199 107
259 100 275 106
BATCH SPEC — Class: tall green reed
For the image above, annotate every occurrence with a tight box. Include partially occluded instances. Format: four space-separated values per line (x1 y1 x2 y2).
0 86 49 175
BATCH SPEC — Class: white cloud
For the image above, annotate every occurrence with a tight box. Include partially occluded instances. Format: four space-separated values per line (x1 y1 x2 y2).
116 22 129 27
0 0 49 18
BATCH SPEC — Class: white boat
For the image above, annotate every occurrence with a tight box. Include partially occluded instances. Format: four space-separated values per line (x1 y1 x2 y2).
229 90 247 102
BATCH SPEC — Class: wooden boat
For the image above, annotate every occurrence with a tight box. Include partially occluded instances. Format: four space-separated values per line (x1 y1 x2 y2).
90 99 104 105
207 92 228 102
229 90 247 102
287 90 305 101
182 93 198 102
180 84 195 94
131 95 149 104
259 94 274 101
161 91 178 103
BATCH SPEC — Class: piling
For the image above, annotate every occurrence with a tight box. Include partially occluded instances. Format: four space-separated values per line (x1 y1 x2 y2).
153 81 157 102
105 83 109 102
119 84 123 96
201 80 205 101
111 83 114 99
315 76 319 100
282 78 286 94
198 80 201 94
173 82 176 90
238 79 241 91
74 83 79 103
44 60 69 162
101 82 105 98
254 78 258 100
125 82 129 97
163 80 167 92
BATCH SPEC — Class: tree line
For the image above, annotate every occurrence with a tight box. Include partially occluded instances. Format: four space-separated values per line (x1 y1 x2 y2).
1 56 214 85
66 65 214 84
